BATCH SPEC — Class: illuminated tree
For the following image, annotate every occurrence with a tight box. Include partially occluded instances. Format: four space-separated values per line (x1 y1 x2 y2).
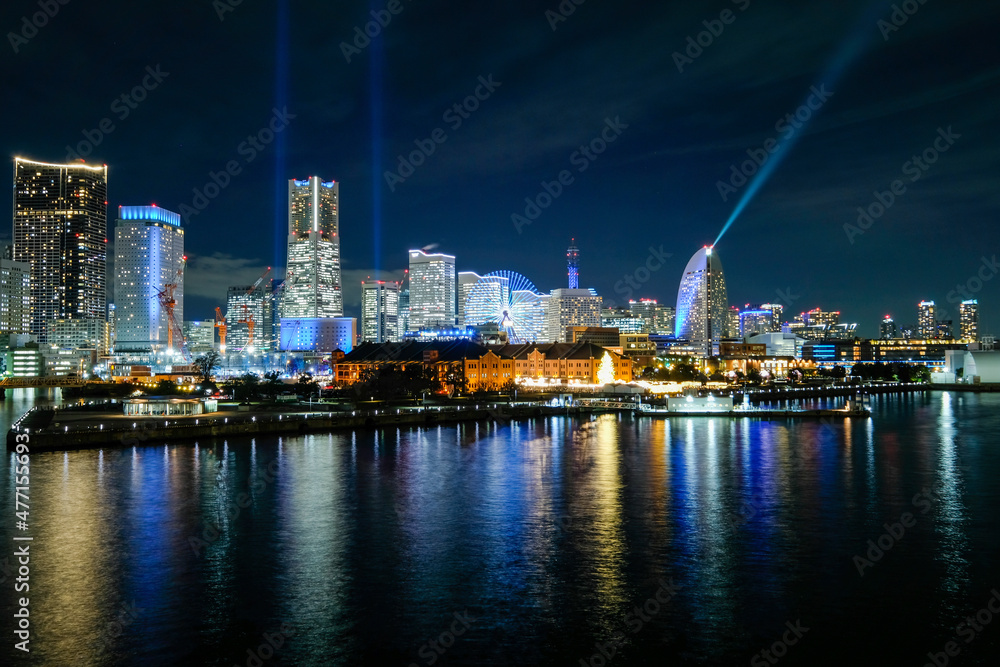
597 352 615 385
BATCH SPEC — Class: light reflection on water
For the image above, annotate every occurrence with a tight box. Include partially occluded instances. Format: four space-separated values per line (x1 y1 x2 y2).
1 392 999 665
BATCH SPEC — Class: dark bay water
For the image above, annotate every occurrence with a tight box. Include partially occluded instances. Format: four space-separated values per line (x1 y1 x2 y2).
2 390 1000 666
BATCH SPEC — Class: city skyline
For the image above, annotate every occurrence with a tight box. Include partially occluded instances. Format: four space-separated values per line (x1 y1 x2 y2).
2 2 997 337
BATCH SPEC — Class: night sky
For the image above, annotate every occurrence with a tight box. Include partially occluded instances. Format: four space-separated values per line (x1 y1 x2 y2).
3 0 999 336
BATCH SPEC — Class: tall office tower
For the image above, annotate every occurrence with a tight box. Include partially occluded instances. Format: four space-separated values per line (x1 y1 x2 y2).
281 177 342 319
398 287 410 335
408 249 456 330
457 271 482 328
880 316 897 340
13 157 108 339
674 245 728 356
0 246 31 334
567 239 580 289
547 288 602 342
361 280 400 343
739 306 774 338
959 300 979 343
260 279 279 352
226 283 267 353
113 205 185 354
918 301 936 338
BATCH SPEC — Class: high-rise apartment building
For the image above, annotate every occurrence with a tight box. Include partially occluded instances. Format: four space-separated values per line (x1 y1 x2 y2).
918 301 936 338
674 246 728 356
959 300 979 343
0 246 31 335
281 177 342 319
408 249 456 330
113 205 185 353
880 316 897 340
802 308 840 328
13 157 108 339
726 305 740 338
361 280 400 343
46 318 110 355
547 288 602 342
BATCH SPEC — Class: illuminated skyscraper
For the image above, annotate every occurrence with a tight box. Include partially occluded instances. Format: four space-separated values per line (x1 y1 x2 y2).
281 177 342 319
457 271 482 328
674 245 728 356
13 157 108 339
361 280 400 343
567 239 580 289
918 301 936 338
113 205 185 354
960 300 979 343
226 283 267 353
408 249 456 330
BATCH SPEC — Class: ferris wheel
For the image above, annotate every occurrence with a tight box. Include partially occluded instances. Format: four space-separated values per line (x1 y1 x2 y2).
464 270 543 343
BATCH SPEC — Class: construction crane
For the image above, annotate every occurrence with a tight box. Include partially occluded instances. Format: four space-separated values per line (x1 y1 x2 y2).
215 307 227 354
237 267 271 353
155 265 189 362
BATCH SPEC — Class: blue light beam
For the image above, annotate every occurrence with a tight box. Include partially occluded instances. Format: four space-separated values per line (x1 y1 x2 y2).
369 0 386 274
272 0 290 270
714 4 882 247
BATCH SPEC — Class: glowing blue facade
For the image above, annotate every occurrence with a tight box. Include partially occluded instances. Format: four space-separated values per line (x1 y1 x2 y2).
279 317 355 353
674 246 728 356
567 239 579 289
113 205 184 354
119 205 180 226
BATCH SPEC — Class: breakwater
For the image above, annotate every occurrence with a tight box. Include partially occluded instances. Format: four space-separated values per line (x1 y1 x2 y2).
7 404 578 451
